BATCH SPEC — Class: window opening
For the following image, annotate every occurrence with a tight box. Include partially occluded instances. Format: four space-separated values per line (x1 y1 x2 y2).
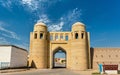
81 33 84 39
75 33 78 39
34 33 37 39
65 35 68 41
40 33 43 39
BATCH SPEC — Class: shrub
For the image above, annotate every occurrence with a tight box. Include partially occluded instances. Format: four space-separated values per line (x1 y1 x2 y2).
118 70 120 74
92 72 100 75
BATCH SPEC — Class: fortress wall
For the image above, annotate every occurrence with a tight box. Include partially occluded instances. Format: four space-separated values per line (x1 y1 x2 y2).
92 48 120 70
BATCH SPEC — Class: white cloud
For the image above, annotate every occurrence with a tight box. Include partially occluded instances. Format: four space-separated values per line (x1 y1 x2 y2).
48 21 64 31
0 36 28 50
21 0 39 11
0 0 12 8
37 14 64 31
0 21 28 50
22 0 32 5
0 37 10 44
0 21 20 40
21 0 62 11
62 8 82 25
15 43 29 50
0 0 62 12
37 14 50 23
36 8 82 31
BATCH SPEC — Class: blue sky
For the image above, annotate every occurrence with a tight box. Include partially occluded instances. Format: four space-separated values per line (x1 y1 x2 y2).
55 51 65 58
0 0 120 50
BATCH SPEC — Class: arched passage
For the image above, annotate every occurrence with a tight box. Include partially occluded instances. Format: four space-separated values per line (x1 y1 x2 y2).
53 47 66 68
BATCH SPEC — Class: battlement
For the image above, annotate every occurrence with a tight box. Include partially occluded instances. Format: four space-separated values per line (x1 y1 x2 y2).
49 32 71 42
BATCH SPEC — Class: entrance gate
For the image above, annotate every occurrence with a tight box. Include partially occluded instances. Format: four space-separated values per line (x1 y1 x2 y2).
29 22 91 70
53 49 66 68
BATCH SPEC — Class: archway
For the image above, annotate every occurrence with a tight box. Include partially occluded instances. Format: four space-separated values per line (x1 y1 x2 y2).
53 48 66 68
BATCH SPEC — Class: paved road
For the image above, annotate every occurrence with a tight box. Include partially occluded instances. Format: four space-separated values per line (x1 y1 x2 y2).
0 69 92 75
54 63 66 67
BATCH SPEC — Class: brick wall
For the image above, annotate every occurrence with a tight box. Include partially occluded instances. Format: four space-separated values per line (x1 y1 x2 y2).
91 48 120 70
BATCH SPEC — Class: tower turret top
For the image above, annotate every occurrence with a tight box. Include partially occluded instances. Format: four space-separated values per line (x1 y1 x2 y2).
72 22 86 31
35 22 46 27
72 22 85 27
34 22 47 32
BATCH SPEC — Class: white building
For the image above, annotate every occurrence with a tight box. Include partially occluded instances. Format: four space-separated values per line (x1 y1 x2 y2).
0 45 28 69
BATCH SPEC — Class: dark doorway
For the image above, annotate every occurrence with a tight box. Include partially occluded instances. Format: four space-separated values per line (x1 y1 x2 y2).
53 49 66 68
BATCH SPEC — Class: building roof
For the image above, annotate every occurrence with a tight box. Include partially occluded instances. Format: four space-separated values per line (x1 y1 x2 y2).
0 45 28 52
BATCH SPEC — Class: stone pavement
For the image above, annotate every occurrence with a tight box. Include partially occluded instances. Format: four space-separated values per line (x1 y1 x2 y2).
0 68 29 73
0 68 93 75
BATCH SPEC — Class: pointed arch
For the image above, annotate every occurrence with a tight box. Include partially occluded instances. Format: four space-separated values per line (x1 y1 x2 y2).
53 46 66 54
52 46 67 68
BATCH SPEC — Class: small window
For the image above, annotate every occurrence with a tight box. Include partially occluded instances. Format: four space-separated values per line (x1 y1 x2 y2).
40 33 43 39
60 35 63 39
55 35 58 40
65 35 68 41
75 33 78 39
50 35 53 40
34 33 37 39
81 33 84 39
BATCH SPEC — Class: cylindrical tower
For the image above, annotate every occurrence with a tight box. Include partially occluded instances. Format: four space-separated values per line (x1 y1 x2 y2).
71 22 88 70
29 22 48 69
